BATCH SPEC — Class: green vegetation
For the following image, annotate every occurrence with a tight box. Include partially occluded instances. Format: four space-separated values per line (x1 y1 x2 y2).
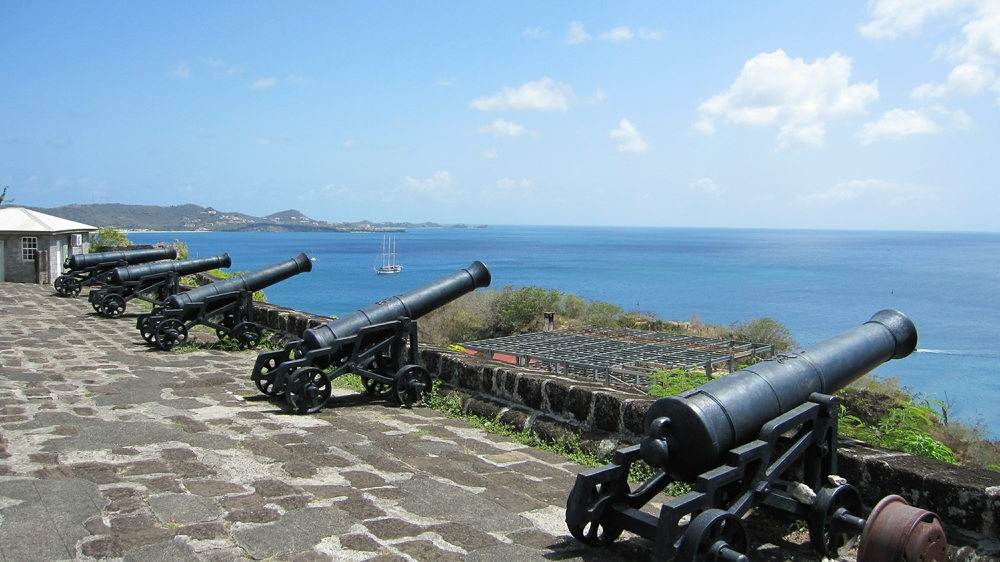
726 317 797 353
0 185 11 206
204 269 267 302
91 224 133 249
648 368 710 397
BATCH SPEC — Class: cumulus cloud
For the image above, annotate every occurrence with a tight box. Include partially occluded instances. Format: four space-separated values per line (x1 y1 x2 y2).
600 27 633 41
802 179 935 204
403 171 454 198
610 119 649 152
523 27 549 37
470 78 574 111
342 139 356 149
477 119 532 137
694 50 878 151
861 0 1000 103
586 89 608 104
286 75 310 85
565 21 591 45
436 79 451 86
252 77 277 89
856 109 942 143
174 62 191 80
639 27 665 40
206 58 243 76
480 149 498 159
690 178 722 196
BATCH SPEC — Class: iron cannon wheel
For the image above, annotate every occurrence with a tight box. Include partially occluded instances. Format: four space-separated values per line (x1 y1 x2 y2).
139 317 157 343
91 297 103 313
100 294 127 319
155 319 188 351
677 509 750 562
362 376 390 396
392 365 432 407
808 484 864 559
65 278 82 296
253 357 282 397
233 322 262 349
54 276 74 297
566 480 624 546
285 367 332 414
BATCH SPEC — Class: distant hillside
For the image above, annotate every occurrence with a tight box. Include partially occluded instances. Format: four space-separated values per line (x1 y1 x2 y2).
28 203 481 232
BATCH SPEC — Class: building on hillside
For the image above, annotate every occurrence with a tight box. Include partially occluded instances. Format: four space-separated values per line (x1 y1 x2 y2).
0 207 96 284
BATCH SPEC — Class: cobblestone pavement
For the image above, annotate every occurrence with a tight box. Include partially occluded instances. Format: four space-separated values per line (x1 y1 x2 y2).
0 283 854 562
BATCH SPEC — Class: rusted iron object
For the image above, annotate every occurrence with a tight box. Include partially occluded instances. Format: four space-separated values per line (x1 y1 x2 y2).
87 253 232 318
251 261 491 414
136 253 312 351
54 247 177 297
858 495 948 562
566 311 942 562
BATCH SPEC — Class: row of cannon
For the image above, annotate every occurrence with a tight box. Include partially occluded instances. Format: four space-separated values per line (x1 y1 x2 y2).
53 247 948 561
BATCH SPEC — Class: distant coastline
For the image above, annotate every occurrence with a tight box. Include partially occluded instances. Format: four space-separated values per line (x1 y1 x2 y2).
29 202 487 233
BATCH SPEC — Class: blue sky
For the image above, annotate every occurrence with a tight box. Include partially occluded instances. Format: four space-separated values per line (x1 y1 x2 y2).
2 1 999 230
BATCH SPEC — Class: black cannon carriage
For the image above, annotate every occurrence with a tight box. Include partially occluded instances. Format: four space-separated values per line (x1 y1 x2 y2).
251 260 491 414
566 310 947 562
137 253 312 351
54 247 178 296
87 253 232 318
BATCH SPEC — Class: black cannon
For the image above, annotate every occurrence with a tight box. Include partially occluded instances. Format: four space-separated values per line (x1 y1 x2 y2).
137 253 312 351
54 247 178 296
87 253 233 318
251 261 491 414
566 310 947 562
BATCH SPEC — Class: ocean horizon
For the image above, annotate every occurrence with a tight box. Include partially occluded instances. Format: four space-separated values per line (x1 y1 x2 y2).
129 225 1000 438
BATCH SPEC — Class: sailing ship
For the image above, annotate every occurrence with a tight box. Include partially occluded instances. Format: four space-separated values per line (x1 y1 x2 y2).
373 235 402 274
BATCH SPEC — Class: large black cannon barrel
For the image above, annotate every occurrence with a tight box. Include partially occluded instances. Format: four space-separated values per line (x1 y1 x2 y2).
641 310 917 482
302 261 491 350
65 247 177 271
110 253 232 285
165 253 312 309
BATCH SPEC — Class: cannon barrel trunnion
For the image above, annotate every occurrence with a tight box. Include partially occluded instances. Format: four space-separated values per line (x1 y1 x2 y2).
136 253 312 351
252 261 491 414
87 253 232 318
566 310 948 562
54 247 178 297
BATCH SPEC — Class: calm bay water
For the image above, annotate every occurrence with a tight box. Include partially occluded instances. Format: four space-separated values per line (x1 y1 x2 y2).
130 227 1000 436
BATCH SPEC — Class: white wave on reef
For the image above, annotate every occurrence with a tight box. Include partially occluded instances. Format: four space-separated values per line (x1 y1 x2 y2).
916 348 1000 359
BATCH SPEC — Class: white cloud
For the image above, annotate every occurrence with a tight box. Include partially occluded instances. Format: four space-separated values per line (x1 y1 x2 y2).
523 27 549 37
480 149 498 159
586 89 608 104
436 79 451 86
689 178 722 196
933 104 974 128
477 119 531 137
403 171 454 198
857 109 942 143
252 77 277 89
695 50 878 151
174 62 191 80
286 75 310 85
639 27 665 40
802 179 935 205
610 119 649 152
342 139 356 149
600 27 633 41
205 58 243 76
862 0 1000 102
470 78 574 111
497 177 533 196
565 21 591 45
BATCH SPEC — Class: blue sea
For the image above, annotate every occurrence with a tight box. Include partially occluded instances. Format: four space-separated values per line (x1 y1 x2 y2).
130 227 1000 437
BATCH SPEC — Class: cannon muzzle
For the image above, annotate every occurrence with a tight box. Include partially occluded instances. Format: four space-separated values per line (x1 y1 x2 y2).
302 260 491 350
165 253 312 309
110 253 232 285
640 309 917 482
64 247 177 271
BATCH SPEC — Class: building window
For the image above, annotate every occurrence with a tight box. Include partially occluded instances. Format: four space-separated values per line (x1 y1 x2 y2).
22 237 37 261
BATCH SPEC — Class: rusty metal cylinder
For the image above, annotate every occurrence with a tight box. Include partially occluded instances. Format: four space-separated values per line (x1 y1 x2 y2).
857 495 947 562
110 253 232 285
641 310 917 482
65 247 177 271
165 253 312 309
302 260 491 350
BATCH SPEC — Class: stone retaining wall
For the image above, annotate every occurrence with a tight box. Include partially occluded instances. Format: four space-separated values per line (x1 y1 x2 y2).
214 286 1000 550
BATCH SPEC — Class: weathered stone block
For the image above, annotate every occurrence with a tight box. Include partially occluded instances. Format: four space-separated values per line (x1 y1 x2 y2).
466 396 503 420
499 408 530 431
622 399 653 436
531 416 576 445
543 380 569 414
567 387 592 423
517 376 543 410
592 392 622 433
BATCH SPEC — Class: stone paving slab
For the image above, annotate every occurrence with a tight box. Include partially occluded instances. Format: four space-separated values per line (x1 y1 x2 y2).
0 284 856 561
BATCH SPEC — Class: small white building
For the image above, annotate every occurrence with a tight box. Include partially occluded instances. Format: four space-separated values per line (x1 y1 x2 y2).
0 207 96 284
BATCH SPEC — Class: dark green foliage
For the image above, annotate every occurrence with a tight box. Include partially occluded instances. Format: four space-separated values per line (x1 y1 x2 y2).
727 317 798 352
0 185 10 206
91 225 133 248
492 286 563 335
